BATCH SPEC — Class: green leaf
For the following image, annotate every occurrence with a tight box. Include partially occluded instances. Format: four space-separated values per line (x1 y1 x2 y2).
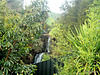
0 70 2 75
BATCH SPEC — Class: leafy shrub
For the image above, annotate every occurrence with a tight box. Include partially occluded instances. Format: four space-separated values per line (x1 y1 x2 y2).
0 0 48 74
51 0 100 75
42 54 50 61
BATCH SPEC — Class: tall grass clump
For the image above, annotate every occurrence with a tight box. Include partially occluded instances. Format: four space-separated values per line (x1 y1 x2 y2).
54 0 100 75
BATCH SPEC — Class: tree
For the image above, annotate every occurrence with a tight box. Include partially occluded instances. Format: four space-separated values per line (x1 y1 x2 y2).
0 0 24 11
59 0 93 30
50 0 100 74
50 0 94 57
0 0 49 74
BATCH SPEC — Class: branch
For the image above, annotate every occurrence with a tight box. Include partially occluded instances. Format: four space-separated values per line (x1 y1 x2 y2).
1 40 17 71
0 46 2 50
5 40 17 61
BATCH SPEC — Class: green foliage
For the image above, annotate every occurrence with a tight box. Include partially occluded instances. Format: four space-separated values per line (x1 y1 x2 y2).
48 12 60 21
21 0 49 52
0 0 48 74
6 0 24 11
49 23 69 57
42 54 50 62
26 0 49 33
0 70 2 75
50 0 100 75
0 0 37 74
60 0 93 31
46 12 60 32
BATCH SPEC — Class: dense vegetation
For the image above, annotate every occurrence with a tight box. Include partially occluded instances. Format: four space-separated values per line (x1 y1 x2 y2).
0 0 48 74
0 0 100 75
50 0 100 75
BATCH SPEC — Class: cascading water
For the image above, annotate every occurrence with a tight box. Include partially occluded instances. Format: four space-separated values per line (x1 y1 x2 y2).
34 53 44 64
46 37 50 52
34 36 50 64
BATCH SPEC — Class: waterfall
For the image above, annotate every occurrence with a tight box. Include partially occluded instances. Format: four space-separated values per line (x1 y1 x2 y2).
34 53 44 64
46 37 50 52
34 35 50 64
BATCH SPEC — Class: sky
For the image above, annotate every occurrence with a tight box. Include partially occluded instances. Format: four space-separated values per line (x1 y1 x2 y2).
47 0 65 13
24 0 71 14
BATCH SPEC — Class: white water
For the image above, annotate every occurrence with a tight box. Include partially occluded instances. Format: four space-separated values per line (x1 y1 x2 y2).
34 53 44 64
46 37 50 52
34 36 50 64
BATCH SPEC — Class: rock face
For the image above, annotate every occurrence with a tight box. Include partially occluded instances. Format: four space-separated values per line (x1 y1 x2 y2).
41 34 51 52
